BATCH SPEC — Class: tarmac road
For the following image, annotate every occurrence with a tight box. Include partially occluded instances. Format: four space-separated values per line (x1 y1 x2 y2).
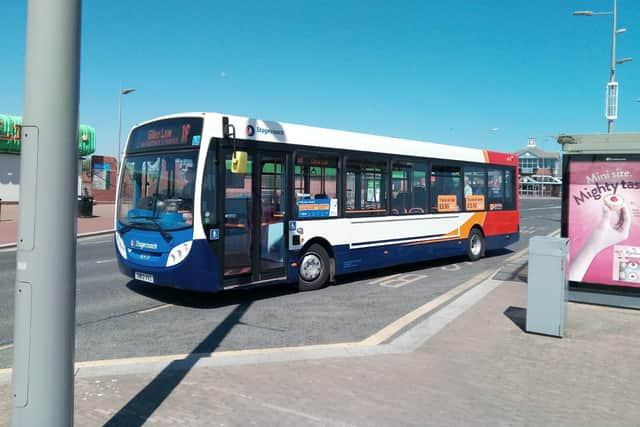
0 198 560 368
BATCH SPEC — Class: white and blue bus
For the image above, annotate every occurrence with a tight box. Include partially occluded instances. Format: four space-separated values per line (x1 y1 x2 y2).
115 113 519 292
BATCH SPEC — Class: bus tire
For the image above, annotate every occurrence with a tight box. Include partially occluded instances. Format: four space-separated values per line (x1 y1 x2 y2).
467 228 485 261
298 244 330 291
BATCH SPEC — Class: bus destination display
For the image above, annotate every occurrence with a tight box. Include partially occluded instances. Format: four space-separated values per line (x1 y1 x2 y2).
128 118 203 152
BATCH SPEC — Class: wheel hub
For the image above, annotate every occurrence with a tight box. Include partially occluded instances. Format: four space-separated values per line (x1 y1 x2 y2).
470 235 482 256
300 253 322 281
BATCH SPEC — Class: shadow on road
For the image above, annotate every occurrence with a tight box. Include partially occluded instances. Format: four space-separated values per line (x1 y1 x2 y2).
127 280 296 309
104 301 252 427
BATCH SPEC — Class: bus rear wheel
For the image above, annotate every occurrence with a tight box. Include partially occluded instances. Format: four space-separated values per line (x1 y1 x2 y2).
298 244 330 292
467 228 485 261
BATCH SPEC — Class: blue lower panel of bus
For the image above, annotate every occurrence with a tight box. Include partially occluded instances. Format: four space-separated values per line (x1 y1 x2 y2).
322 232 519 276
117 238 222 292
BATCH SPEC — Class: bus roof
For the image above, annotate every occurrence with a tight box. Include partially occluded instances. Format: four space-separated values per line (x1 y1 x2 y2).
132 112 515 166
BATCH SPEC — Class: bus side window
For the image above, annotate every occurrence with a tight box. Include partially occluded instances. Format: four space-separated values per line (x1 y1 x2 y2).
295 153 338 218
392 161 427 215
488 167 504 210
430 165 461 213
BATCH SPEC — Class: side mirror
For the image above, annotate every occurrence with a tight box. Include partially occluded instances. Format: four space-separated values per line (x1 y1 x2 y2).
231 151 248 174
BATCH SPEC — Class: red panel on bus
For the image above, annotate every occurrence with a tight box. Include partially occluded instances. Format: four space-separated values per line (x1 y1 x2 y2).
485 151 518 167
483 211 519 235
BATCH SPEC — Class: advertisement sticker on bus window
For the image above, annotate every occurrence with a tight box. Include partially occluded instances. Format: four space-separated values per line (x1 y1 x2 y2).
465 195 485 211
567 159 640 289
298 199 331 218
437 195 458 212
330 198 338 217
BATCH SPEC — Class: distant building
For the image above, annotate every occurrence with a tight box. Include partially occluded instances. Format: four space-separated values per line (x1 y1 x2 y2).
515 137 562 197
515 137 561 177
0 114 96 203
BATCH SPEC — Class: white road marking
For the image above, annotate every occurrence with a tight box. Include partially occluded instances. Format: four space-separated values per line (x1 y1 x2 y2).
0 344 14 352
368 273 402 285
137 304 174 314
95 259 115 264
376 273 427 288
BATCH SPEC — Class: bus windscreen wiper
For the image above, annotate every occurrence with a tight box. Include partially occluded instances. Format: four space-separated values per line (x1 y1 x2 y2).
129 215 173 243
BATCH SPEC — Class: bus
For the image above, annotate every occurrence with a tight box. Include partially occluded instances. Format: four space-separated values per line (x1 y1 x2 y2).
115 113 519 292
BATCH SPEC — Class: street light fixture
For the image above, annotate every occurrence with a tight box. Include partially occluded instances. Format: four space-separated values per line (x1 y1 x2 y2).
573 0 632 133
117 87 136 163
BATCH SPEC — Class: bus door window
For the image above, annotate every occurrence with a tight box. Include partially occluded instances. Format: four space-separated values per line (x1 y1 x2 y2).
431 165 462 213
488 167 504 210
463 166 486 211
224 151 253 277
260 156 286 273
200 149 217 226
295 153 338 218
392 161 427 215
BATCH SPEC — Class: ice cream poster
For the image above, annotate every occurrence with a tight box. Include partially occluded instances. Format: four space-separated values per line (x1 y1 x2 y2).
567 160 640 288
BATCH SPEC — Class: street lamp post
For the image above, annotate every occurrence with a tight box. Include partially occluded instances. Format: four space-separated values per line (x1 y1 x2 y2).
117 87 136 163
574 0 632 133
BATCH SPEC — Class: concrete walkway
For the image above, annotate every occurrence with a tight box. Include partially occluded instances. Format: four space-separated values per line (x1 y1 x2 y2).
0 202 114 247
1 279 638 426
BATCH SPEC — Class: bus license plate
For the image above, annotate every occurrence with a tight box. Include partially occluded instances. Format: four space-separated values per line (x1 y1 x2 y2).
135 272 154 284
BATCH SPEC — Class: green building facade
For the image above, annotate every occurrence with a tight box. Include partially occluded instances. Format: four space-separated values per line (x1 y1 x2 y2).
0 114 96 156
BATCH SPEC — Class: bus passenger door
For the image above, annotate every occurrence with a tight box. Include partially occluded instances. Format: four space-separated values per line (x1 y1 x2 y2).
257 153 287 280
223 149 254 280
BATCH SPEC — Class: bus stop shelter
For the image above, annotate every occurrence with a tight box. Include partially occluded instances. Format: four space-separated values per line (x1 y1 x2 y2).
558 133 640 309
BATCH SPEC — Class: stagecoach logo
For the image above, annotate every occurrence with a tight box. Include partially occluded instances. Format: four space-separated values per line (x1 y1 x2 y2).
246 124 284 138
130 240 158 250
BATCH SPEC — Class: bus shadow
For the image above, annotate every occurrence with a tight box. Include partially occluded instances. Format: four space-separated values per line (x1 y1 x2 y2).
126 280 297 309
104 302 252 427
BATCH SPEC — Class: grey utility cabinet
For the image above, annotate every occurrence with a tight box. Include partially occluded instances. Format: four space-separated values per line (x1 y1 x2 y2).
526 236 569 337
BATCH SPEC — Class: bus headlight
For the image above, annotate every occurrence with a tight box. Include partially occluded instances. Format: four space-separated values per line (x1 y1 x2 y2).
115 232 127 260
166 241 193 267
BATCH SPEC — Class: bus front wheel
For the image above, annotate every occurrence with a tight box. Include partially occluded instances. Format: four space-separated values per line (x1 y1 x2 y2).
298 244 330 291
467 228 485 261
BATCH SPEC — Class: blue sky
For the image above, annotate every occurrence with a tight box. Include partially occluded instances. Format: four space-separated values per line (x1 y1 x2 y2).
1 1 639 157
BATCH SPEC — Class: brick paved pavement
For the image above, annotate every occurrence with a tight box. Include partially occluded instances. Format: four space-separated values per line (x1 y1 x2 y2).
0 202 114 247
1 281 638 426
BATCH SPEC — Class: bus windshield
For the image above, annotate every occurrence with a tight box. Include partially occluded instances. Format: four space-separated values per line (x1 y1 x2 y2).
117 151 198 231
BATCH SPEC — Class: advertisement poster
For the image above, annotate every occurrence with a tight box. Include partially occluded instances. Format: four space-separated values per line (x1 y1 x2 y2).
567 159 640 288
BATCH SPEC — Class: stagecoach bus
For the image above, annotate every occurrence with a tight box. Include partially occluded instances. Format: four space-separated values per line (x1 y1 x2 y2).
115 113 519 292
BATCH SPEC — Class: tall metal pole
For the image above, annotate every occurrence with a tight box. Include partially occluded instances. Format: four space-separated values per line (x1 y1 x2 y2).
608 0 617 133
11 0 81 425
117 87 123 163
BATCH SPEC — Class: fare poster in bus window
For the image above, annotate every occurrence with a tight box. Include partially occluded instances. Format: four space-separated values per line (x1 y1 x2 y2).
465 195 485 211
567 160 640 288
437 195 458 212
